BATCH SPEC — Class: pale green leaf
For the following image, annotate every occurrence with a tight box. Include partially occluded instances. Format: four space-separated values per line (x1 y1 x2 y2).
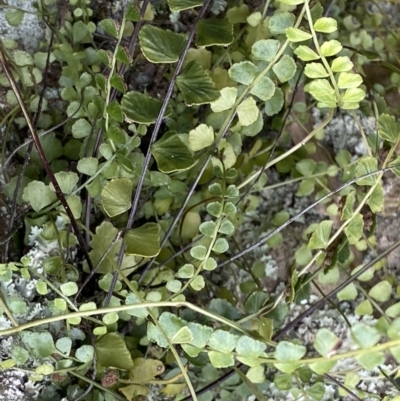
351 323 381 348
22 181 57 213
189 124 214 151
171 327 193 344
355 157 378 186
294 46 320 61
286 27 312 42
313 17 337 33
236 335 266 359
377 113 400 143
229 61 258 85
331 56 353 72
210 87 237 112
190 275 205 291
337 73 363 89
265 87 284 116
344 213 364 245
77 157 98 176
272 55 296 83
209 351 235 368
274 341 306 363
250 76 276 101
251 39 280 62
308 220 333 250
337 283 358 301
76 345 94 363
320 40 342 57
21 332 55 359
341 88 365 103
208 330 239 353
237 97 259 126
50 172 79 195
368 281 392 302
304 63 329 78
101 178 133 217
268 12 295 35
314 329 340 357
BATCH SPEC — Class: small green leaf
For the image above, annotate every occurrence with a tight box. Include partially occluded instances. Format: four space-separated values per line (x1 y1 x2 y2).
344 213 364 245
210 87 237 112
212 238 229 253
236 336 266 359
320 40 342 57
73 21 90 43
386 302 400 318
356 351 384 370
190 275 205 291
171 327 193 344
50 172 79 195
77 157 98 176
306 79 336 106
269 12 295 35
187 322 213 348
355 299 373 316
178 264 195 278
126 223 161 257
122 91 165 124
207 201 222 217
229 61 258 85
356 157 378 186
341 88 365 103
377 113 400 143
237 97 259 126
285 27 312 42
139 25 186 63
308 220 333 250
101 178 133 217
151 134 195 173
208 351 235 368
202 257 216 271
337 73 363 89
21 332 55 359
331 56 353 72
388 318 400 340
296 159 316 176
96 333 134 369
11 346 30 366
76 345 95 363
191 245 207 260
314 329 340 357
368 281 392 302
337 283 358 301
367 183 383 213
100 18 119 39
199 221 217 237
22 181 57 213
13 50 33 66
313 17 337 33
208 329 238 353
71 118 92 139
177 61 220 105
351 323 381 348
272 55 296 83
5 9 24 26
196 18 233 47
294 46 320 61
60 282 78 297
166 279 182 293
265 87 284 116
250 76 276 101
304 63 329 78
274 341 306 363
251 39 280 62
189 124 214 151
219 220 235 235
